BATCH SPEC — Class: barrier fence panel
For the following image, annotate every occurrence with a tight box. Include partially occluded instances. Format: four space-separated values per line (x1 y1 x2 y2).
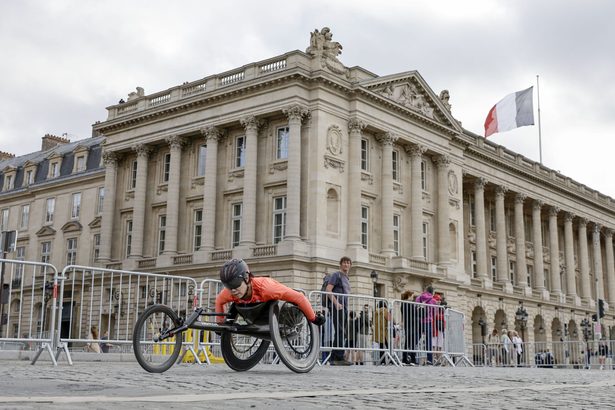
444 309 472 366
0 258 60 365
57 265 198 364
195 278 226 365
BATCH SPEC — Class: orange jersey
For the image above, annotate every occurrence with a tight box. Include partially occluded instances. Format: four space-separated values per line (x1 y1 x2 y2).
215 277 316 323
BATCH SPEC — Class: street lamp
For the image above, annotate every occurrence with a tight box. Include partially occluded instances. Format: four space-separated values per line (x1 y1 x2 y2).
370 270 378 298
515 303 528 341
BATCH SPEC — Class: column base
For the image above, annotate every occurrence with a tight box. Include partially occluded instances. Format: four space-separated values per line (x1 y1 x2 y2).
499 282 514 294
123 258 139 271
569 295 582 306
278 239 308 257
233 245 254 260
523 286 533 297
344 246 370 264
539 289 550 301
481 277 493 290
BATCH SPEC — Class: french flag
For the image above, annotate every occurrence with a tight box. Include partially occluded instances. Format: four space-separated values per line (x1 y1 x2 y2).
484 87 535 137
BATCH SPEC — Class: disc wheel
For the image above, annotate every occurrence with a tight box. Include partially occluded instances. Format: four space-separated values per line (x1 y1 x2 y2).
269 301 319 373
132 304 183 373
220 331 271 371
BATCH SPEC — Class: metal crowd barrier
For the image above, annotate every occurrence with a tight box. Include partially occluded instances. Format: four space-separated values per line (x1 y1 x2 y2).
0 258 61 365
309 291 471 367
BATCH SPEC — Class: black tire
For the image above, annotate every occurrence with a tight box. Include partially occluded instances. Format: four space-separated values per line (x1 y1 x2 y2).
133 304 183 373
269 301 319 373
220 331 270 371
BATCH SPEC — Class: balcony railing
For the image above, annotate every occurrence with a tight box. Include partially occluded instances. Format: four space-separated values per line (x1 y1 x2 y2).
173 254 193 265
253 245 277 257
211 250 232 261
138 258 156 268
369 253 387 265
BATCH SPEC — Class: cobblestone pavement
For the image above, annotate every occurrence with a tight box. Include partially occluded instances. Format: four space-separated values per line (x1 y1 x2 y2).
1 359 615 409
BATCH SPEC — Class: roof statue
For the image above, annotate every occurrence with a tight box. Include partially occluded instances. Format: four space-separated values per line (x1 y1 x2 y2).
306 27 348 77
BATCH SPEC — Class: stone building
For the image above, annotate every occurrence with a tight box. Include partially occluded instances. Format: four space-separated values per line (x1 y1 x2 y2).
1 28 613 346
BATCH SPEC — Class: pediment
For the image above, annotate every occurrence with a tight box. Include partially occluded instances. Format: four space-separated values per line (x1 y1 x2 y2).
61 220 83 233
2 165 17 173
359 72 462 132
23 160 39 168
88 216 102 229
46 152 63 160
36 226 57 237
73 145 88 154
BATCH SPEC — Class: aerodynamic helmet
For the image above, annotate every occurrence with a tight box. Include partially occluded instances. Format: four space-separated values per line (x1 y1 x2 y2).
219 258 251 289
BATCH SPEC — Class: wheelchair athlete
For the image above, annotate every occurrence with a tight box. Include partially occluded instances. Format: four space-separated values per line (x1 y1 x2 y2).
215 258 326 326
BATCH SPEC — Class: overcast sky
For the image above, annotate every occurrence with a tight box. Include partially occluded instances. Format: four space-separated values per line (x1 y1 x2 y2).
1 0 614 197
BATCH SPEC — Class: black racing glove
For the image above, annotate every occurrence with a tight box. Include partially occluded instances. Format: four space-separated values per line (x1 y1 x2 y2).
312 312 326 326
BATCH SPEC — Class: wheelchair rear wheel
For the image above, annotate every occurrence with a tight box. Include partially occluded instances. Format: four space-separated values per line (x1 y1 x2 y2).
269 301 319 373
220 332 271 371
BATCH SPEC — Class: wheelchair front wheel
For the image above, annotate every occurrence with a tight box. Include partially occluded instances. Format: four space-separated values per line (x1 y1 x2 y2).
269 301 319 373
132 304 183 373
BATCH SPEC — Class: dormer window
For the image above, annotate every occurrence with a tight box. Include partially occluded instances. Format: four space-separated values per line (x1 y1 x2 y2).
4 174 13 191
76 156 86 172
71 147 89 174
26 170 34 185
50 162 60 178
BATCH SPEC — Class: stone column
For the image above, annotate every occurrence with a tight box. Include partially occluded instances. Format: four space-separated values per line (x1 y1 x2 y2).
239 116 261 247
163 135 185 255
514 193 527 287
604 228 615 305
564 212 578 301
474 178 489 282
495 185 509 286
130 144 152 258
201 126 222 252
347 118 366 251
283 105 308 241
435 155 450 264
378 132 398 257
99 151 118 262
578 218 591 301
548 207 562 295
409 144 427 259
592 224 603 300
532 200 545 291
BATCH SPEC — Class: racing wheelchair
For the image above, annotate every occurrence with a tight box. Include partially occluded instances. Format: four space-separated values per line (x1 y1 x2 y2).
132 300 319 373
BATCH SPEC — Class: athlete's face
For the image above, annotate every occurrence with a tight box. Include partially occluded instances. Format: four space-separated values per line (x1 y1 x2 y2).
230 280 248 298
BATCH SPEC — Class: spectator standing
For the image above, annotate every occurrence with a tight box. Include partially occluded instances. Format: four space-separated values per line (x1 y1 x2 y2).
100 331 112 353
85 325 101 353
512 330 523 367
598 338 609 370
400 291 418 365
501 329 513 366
373 300 390 365
355 304 371 365
346 311 359 364
415 285 438 365
325 256 353 366
486 328 500 366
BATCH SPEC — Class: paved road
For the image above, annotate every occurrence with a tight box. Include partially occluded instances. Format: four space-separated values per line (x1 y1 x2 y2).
1 359 614 409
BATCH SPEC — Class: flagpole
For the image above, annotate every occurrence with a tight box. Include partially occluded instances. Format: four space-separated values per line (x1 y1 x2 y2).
536 74 543 164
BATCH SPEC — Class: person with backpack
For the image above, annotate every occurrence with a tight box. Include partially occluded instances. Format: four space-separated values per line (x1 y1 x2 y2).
325 256 353 365
415 285 438 365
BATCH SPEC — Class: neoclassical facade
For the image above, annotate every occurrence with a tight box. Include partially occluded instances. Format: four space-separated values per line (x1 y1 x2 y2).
1 28 613 344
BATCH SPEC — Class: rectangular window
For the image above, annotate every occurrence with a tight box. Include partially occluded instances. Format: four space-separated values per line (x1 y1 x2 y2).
524 215 532 242
125 220 133 258
66 238 77 265
422 222 429 259
45 198 55 223
272 196 287 244
489 201 496 232
130 161 138 189
76 156 85 172
235 136 246 168
25 170 34 185
231 203 242 247
541 221 549 247
193 209 203 251
491 256 497 281
20 205 29 229
361 206 369 249
41 241 52 264
174 282 187 297
392 150 400 181
14 246 25 287
360 138 369 171
51 162 59 178
93 234 101 263
162 153 171 182
468 194 475 226
97 187 105 214
71 192 81 219
509 261 516 284
276 127 289 160
421 160 427 191
197 145 207 176
471 251 477 278
393 215 400 256
527 265 533 287
0 208 8 231
4 175 13 190
158 215 167 255
506 208 514 237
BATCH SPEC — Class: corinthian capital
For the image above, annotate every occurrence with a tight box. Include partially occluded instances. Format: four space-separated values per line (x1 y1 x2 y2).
564 212 576 223
495 185 508 198
533 200 544 211
200 126 224 142
474 177 487 190
240 115 264 132
515 193 527 204
102 150 118 166
377 132 398 146
348 118 366 133
165 135 187 150
132 143 152 158
407 144 427 158
548 206 560 217
282 104 309 123
434 154 450 169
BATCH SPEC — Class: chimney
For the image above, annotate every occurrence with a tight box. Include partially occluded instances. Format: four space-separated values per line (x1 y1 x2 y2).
0 151 15 161
41 134 70 151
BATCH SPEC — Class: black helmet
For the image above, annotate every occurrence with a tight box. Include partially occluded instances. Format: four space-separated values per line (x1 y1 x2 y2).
220 258 250 289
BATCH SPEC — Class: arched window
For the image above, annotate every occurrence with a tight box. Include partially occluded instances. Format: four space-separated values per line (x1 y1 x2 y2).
326 188 339 234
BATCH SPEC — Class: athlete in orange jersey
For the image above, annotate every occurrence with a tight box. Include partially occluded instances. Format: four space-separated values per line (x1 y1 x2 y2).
215 259 325 326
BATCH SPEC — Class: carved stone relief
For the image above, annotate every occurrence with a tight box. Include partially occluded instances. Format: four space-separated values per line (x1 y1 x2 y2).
448 170 458 195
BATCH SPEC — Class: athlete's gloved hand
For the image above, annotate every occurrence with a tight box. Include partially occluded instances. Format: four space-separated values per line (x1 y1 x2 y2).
311 312 326 326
